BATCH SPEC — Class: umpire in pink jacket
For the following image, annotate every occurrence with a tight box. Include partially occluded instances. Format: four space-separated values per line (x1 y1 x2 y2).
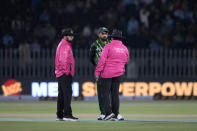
95 29 129 120
55 28 78 121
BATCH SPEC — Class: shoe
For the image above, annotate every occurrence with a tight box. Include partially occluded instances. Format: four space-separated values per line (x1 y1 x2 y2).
97 114 105 120
117 114 124 120
111 114 124 121
63 116 78 121
56 117 63 121
103 113 115 120
70 116 79 120
111 116 118 121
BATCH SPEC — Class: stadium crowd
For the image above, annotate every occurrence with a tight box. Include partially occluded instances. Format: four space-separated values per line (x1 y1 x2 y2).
0 0 197 50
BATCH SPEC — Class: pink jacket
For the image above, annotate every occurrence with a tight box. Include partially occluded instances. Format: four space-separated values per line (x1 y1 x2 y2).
95 40 129 78
55 39 75 77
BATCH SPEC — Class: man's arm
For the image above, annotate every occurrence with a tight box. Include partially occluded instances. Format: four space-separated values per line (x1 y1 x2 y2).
89 43 96 66
94 45 109 77
126 48 130 64
59 45 69 67
69 48 75 77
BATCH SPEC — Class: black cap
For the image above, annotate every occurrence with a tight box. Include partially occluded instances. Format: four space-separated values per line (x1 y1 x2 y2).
110 29 125 39
61 28 76 37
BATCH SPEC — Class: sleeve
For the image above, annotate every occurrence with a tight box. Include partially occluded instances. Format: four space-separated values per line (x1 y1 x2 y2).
59 45 69 68
89 43 96 66
126 48 130 64
94 45 109 77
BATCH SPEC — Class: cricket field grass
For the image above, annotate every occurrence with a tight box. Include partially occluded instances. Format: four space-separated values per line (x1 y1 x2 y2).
0 100 197 131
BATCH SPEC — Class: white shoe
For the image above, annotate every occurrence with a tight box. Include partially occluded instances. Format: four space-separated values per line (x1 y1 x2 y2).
111 114 124 121
97 114 105 120
117 114 124 120
56 117 63 121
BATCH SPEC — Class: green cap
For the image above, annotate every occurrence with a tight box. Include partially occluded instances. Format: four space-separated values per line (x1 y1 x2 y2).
98 27 109 34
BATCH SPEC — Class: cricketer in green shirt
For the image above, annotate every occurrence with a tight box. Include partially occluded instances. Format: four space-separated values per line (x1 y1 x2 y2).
89 27 111 120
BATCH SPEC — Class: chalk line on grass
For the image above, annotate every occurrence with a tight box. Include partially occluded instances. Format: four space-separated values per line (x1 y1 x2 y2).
0 118 197 122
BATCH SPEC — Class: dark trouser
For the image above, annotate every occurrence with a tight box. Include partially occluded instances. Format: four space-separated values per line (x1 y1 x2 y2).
56 74 72 118
97 78 105 115
100 76 122 116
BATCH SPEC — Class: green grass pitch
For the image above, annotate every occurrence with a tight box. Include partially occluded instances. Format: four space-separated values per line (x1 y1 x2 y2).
0 100 197 131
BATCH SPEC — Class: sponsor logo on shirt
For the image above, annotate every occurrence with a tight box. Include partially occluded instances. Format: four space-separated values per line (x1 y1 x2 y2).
114 48 125 53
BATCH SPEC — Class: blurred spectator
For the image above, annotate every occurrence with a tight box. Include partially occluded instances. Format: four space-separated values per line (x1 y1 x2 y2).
30 38 41 52
173 31 183 48
139 7 150 28
65 1 76 13
149 38 160 50
82 24 92 38
11 15 25 31
165 14 174 31
184 8 194 23
39 9 50 22
18 40 32 71
174 7 184 20
2 33 14 48
127 16 139 35
42 23 56 41
160 20 171 36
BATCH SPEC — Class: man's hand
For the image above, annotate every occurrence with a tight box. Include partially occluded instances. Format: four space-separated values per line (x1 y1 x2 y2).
95 76 99 81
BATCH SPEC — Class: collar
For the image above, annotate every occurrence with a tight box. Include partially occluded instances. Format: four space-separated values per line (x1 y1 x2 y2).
62 39 72 47
111 40 122 44
97 39 108 45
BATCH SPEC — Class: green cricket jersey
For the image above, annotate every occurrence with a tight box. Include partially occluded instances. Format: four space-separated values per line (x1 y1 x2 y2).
89 39 111 66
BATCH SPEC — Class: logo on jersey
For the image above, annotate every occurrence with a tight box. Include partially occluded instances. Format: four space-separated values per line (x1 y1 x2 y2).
114 48 125 53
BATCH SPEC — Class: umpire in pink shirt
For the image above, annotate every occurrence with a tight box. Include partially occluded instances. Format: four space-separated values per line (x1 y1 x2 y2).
95 29 129 120
55 28 78 121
